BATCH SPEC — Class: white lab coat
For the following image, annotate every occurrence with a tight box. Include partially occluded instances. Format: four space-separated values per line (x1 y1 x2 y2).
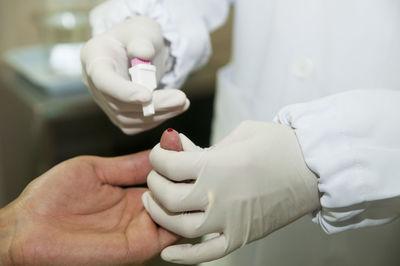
91 0 400 265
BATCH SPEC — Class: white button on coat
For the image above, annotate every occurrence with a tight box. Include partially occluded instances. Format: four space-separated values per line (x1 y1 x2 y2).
294 57 314 79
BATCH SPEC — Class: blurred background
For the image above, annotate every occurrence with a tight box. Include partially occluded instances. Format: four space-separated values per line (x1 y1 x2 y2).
0 1 232 264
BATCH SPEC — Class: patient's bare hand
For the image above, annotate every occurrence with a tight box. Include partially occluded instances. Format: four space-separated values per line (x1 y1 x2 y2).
1 140 179 265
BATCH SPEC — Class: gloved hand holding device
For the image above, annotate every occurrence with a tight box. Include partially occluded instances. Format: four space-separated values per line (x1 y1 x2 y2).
142 121 321 264
81 16 189 135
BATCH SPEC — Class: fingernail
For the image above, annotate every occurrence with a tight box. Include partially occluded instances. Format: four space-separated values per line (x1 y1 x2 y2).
167 128 174 132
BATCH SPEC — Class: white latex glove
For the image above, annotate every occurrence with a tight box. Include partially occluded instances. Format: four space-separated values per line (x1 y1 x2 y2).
142 121 321 264
81 16 190 135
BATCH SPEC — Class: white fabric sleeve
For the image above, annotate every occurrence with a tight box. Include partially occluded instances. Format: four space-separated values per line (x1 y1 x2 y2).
89 0 232 89
275 89 400 234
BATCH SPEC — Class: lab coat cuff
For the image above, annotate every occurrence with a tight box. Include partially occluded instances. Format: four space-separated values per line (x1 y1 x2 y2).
275 89 400 233
90 0 212 90
311 208 397 234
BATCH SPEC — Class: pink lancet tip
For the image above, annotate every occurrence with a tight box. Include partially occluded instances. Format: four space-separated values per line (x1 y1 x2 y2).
131 58 151 67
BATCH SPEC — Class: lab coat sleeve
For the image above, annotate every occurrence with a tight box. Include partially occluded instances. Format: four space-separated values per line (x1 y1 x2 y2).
275 89 400 234
89 0 232 89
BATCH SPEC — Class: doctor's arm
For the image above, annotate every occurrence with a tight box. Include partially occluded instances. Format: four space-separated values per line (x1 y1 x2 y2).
81 0 232 134
275 89 400 233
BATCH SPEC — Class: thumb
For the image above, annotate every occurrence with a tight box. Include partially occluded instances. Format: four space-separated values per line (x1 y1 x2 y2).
94 151 152 186
113 16 163 60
